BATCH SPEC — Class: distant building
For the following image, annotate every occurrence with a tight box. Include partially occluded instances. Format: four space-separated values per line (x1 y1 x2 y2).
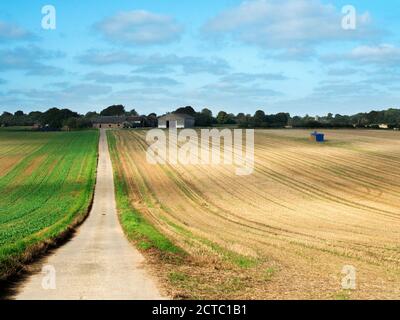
158 114 195 129
92 116 126 129
379 124 389 129
126 116 146 128
92 116 156 129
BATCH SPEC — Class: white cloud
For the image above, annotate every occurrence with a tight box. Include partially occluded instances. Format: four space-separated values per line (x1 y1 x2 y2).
221 72 288 83
348 44 400 64
0 46 64 75
84 71 180 86
264 47 316 61
326 67 362 76
203 0 376 51
361 69 400 86
313 80 378 97
0 21 33 41
77 50 231 75
201 81 281 98
323 44 400 65
7 84 112 108
132 65 174 74
95 10 183 45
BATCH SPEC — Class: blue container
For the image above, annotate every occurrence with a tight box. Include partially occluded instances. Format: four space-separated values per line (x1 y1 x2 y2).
315 133 325 142
310 131 325 142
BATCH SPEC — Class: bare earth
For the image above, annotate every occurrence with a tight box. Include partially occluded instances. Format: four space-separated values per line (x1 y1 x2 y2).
14 129 165 300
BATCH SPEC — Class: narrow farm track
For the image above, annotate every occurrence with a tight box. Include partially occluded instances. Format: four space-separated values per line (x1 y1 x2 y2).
13 129 164 300
110 129 400 299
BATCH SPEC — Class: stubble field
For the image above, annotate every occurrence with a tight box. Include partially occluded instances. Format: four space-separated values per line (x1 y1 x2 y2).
109 129 400 300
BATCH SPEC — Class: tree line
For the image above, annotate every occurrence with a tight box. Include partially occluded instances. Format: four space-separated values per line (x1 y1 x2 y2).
1 104 400 130
174 106 400 129
0 105 144 129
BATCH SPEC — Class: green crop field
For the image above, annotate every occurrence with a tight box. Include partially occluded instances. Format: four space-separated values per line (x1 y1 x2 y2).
0 129 99 279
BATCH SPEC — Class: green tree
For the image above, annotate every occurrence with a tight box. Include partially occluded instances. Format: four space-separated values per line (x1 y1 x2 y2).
254 110 266 127
41 108 79 129
100 105 126 116
129 109 139 116
237 113 249 128
64 117 78 129
174 106 196 116
195 108 213 127
266 112 290 127
216 111 228 124
85 111 98 119
14 110 25 117
28 111 43 121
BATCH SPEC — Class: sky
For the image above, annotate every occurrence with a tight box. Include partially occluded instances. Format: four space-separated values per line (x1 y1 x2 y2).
0 0 399 116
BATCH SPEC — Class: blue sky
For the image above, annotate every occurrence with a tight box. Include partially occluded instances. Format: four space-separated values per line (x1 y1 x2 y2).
0 0 399 116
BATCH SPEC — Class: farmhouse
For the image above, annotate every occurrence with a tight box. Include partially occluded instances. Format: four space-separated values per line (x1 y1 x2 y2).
158 113 195 129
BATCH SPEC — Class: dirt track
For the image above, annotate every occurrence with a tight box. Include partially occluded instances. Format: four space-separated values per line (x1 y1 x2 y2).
13 129 165 300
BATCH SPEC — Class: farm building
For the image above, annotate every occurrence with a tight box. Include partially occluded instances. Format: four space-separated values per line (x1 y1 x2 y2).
125 116 148 128
310 131 325 142
92 116 156 129
158 113 195 129
92 116 126 129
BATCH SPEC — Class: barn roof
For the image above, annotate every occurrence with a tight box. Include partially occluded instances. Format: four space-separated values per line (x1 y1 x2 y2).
92 116 146 124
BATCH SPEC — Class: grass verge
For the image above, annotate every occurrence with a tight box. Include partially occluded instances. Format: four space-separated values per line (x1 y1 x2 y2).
107 130 181 254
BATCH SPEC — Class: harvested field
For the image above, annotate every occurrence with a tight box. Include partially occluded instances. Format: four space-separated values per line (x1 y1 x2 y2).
109 129 400 300
0 130 98 280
